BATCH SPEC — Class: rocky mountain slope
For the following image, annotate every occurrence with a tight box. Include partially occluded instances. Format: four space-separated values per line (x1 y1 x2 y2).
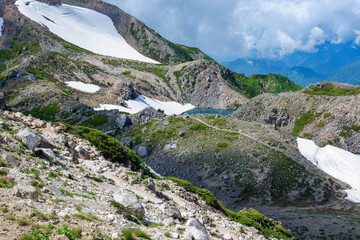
0 0 302 116
233 82 360 153
0 109 292 240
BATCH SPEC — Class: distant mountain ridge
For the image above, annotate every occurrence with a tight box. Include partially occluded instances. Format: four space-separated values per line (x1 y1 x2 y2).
223 42 360 87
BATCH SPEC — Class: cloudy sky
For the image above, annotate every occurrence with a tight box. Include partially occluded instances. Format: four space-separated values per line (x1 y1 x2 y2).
104 0 360 61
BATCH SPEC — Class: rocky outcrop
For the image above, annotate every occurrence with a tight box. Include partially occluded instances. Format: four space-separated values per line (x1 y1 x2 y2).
0 92 6 110
233 90 360 152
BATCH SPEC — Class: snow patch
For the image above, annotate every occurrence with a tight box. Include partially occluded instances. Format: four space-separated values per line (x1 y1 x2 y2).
297 138 360 203
0 17 3 37
65 81 100 93
15 0 159 63
95 95 195 115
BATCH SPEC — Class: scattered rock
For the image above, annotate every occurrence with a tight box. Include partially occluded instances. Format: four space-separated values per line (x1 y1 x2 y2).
113 190 145 218
116 114 132 130
185 218 210 240
137 146 150 157
0 92 5 110
179 131 186 137
16 128 54 151
145 178 156 192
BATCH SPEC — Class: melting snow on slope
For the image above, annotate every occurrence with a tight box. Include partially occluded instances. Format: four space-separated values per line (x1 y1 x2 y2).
95 96 195 115
297 138 360 203
15 0 159 63
65 81 100 93
0 17 3 37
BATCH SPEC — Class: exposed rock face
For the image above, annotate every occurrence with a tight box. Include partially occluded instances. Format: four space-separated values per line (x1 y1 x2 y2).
16 128 55 151
115 81 138 100
137 107 165 123
264 108 290 129
115 114 132 129
113 189 145 218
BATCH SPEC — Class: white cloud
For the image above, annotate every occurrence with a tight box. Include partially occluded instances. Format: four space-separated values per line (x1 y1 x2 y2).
102 0 360 60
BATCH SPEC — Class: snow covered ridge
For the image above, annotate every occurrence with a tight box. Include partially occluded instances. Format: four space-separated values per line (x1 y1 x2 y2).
297 138 360 203
0 17 4 37
95 95 195 115
15 0 159 64
65 81 100 93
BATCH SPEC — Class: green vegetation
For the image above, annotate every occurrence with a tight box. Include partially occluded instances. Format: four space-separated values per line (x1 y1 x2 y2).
0 177 15 188
133 229 151 239
164 232 171 238
122 229 133 240
162 176 292 239
292 112 316 136
303 83 360 96
0 169 8 175
222 207 292 239
189 123 208 131
340 124 360 138
64 124 146 170
63 43 91 54
317 122 325 128
72 212 99 222
217 142 229 148
25 103 60 121
20 230 51 240
56 225 82 240
92 176 103 182
81 115 108 128
227 73 302 99
212 118 227 126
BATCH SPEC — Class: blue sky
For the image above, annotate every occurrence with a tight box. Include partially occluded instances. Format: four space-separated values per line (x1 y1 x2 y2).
104 0 360 61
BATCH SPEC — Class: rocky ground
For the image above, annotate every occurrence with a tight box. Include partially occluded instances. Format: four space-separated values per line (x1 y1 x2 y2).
0 110 286 240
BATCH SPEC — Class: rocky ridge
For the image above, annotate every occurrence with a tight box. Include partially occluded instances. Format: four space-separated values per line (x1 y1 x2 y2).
0 109 290 240
233 82 360 153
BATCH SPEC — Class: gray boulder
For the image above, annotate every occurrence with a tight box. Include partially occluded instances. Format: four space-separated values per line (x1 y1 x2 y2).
116 114 132 129
145 178 156 192
161 203 182 219
74 145 89 159
0 92 5 110
16 128 54 151
137 146 150 157
2 154 20 166
15 184 39 200
34 148 57 162
113 189 145 218
185 218 210 240
179 131 186 137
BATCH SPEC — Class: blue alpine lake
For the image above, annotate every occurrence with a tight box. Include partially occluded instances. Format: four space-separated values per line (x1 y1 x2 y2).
182 108 236 116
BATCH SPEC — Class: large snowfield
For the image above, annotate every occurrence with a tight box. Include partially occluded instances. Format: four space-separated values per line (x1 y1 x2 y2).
297 138 360 203
65 81 100 93
0 17 3 37
15 0 159 63
95 95 195 115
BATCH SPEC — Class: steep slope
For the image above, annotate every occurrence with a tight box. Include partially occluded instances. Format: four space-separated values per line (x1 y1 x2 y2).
57 0 212 64
0 110 293 240
16 0 159 63
233 82 360 153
